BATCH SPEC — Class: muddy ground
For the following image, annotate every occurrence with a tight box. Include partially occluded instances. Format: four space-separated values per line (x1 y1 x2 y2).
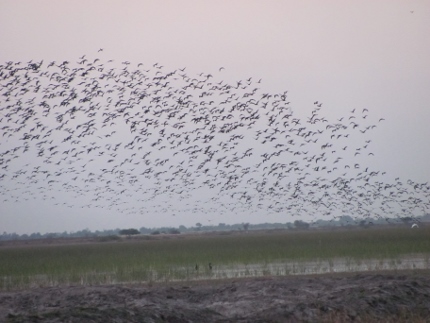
1 270 430 322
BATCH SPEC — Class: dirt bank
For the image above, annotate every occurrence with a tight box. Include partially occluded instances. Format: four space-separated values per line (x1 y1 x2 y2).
1 270 430 322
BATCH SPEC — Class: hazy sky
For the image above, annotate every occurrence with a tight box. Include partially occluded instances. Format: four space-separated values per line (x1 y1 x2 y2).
1 1 430 234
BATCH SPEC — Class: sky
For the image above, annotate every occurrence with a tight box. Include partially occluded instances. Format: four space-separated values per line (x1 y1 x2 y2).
1 1 430 234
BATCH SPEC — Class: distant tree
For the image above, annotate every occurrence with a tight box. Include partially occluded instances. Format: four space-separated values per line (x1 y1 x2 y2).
313 219 329 227
400 217 413 224
45 233 57 239
242 223 250 231
75 228 94 237
30 232 42 239
338 215 354 226
139 227 151 234
294 220 310 230
168 228 180 234
195 222 202 231
359 220 372 228
421 214 430 222
150 230 160 235
119 228 140 237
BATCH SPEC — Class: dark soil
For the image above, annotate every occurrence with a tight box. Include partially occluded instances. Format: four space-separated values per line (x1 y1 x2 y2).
1 270 430 322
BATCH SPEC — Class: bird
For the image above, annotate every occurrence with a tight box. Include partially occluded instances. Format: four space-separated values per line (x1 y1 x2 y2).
0 53 427 231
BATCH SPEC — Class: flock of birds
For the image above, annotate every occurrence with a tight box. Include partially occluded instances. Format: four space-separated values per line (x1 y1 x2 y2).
0 54 429 225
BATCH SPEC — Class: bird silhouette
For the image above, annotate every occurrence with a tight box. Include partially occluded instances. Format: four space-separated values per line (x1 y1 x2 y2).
0 55 428 227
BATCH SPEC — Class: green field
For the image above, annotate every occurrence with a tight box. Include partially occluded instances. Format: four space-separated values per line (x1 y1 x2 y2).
1 226 429 290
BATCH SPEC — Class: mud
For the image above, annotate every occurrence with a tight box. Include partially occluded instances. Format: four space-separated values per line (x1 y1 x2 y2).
1 270 430 322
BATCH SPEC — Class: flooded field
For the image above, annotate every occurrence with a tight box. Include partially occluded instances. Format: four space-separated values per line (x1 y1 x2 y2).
1 227 430 290
3 254 429 290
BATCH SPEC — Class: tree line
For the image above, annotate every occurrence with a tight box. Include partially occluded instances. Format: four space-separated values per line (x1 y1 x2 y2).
1 214 427 241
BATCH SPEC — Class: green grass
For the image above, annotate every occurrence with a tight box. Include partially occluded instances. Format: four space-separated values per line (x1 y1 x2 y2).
1 226 429 289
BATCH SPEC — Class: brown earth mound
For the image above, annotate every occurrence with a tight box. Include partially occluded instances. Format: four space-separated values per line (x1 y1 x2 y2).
1 271 430 322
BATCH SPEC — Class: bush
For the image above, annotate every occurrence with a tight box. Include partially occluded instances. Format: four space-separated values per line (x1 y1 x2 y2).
119 229 140 236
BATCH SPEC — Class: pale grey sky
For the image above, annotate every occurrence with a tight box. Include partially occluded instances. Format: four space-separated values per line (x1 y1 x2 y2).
1 1 430 234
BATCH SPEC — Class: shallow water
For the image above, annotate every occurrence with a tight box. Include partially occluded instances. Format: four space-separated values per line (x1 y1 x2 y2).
230 256 428 276
173 255 430 282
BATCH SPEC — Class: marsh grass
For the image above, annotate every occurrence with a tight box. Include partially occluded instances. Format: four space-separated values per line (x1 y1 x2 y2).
1 226 429 289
